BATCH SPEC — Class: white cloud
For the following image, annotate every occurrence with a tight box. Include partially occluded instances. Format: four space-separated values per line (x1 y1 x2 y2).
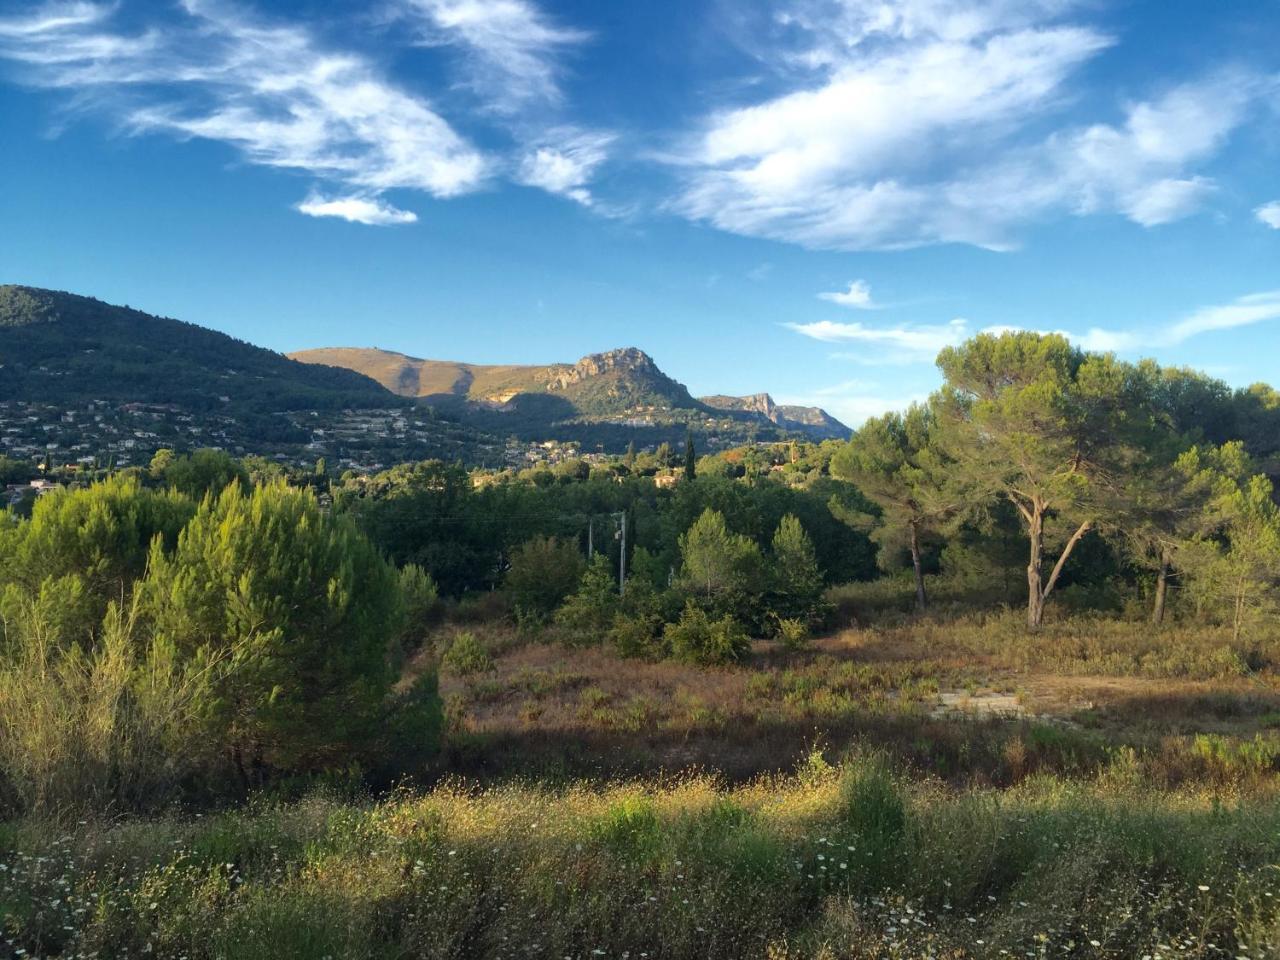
0 2 107 37
787 317 968 361
1055 292 1280 352
391 0 587 113
1165 291 1280 343
1257 201 1280 229
0 0 489 221
297 194 418 225
818 279 875 308
674 0 1266 250
516 128 614 205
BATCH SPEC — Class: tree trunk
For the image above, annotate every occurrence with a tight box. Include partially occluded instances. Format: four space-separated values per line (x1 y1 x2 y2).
1151 548 1170 625
1025 506 1091 629
909 522 927 613
1026 508 1045 628
1233 581 1245 644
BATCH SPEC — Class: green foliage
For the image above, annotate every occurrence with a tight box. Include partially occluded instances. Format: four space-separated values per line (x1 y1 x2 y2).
832 404 957 608
1178 444 1280 640
0 455 34 485
555 553 619 639
769 513 825 624
677 508 764 612
937 331 1156 626
505 536 584 626
0 597 224 816
607 612 665 659
775 617 810 651
151 447 249 500
398 564 439 652
139 482 412 780
664 603 750 665
441 631 493 675
0 474 193 622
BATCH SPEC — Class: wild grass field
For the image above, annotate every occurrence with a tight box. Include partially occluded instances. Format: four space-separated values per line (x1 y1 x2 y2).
6 582 1279 960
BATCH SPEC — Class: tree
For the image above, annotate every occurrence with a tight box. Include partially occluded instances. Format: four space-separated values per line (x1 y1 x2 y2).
677 508 765 624
0 474 193 622
770 514 823 623
1177 444 1280 641
830 404 956 611
624 441 637 469
139 482 419 781
937 331 1147 627
505 536 585 625
154 448 248 500
684 428 697 481
556 553 620 638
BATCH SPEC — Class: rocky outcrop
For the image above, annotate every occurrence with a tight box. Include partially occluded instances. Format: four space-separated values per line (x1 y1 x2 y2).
549 348 659 390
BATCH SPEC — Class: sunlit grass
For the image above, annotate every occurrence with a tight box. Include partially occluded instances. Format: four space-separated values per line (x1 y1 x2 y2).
3 757 1278 959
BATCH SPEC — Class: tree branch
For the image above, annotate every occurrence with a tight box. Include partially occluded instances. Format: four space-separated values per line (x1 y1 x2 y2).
1041 519 1093 601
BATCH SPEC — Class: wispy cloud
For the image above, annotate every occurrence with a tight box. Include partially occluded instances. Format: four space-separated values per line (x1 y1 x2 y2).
674 0 1269 251
1257 201 1280 229
818 279 875 309
390 0 588 113
296 194 418 225
516 128 614 206
0 0 489 221
787 317 968 362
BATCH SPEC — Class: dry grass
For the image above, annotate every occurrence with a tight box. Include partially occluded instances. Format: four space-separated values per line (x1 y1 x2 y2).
422 607 1280 788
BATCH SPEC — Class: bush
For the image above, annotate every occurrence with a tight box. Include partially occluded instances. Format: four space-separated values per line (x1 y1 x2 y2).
0 598 224 817
398 563 439 652
441 631 493 675
607 613 665 660
665 603 751 666
505 536 584 627
139 482 428 784
775 616 810 651
555 553 619 641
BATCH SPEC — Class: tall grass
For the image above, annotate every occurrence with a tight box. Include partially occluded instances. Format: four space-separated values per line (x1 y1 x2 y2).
0 596 227 818
2 757 1277 959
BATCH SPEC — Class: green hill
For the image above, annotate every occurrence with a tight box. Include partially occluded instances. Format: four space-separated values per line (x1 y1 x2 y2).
0 285 399 414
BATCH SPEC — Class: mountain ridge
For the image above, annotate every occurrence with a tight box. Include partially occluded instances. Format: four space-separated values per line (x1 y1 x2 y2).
290 345 849 438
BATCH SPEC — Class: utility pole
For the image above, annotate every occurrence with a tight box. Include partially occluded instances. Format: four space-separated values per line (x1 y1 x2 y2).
615 510 627 595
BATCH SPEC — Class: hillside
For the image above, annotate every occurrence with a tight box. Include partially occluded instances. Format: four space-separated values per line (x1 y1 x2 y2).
289 345 702 415
0 285 398 414
290 346 850 439
700 392 849 438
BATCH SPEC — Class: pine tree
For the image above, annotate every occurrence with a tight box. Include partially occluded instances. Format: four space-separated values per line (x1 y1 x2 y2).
831 404 957 612
770 514 823 622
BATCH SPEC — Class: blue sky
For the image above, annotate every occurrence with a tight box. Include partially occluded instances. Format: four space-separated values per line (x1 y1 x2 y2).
1 0 1278 426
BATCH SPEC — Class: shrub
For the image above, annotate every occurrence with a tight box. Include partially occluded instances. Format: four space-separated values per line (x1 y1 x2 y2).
607 613 665 660
665 603 751 666
139 481 425 783
441 631 493 676
0 597 224 817
505 536 584 627
555 553 619 641
775 617 810 651
398 563 439 652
